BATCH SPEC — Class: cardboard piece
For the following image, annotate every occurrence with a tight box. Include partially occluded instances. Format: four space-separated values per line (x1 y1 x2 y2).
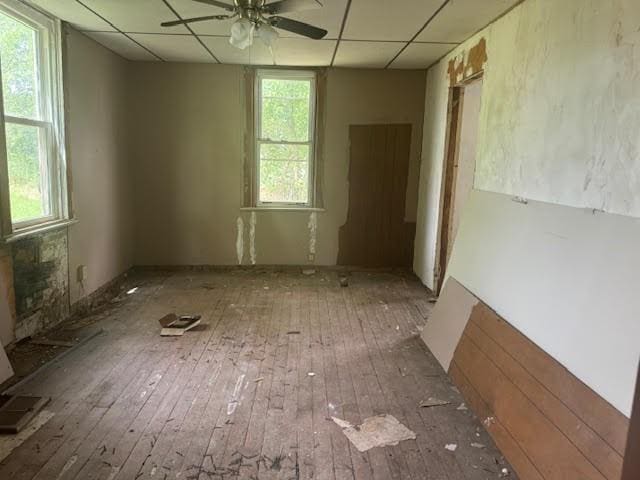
420 277 479 371
159 314 201 337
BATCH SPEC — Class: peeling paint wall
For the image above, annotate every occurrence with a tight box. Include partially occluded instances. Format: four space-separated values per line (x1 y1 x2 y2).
413 0 640 415
11 230 69 341
0 245 16 345
0 29 134 344
236 217 244 265
415 0 640 288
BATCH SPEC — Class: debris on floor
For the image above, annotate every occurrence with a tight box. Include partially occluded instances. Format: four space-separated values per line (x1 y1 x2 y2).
471 442 486 449
457 402 468 411
0 395 50 434
159 314 201 336
419 397 451 408
29 338 76 348
331 414 416 452
444 443 458 452
302 269 316 275
0 410 54 462
339 275 349 287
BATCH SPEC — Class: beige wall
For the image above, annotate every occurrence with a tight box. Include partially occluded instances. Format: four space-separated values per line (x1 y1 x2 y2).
128 64 426 266
66 29 134 304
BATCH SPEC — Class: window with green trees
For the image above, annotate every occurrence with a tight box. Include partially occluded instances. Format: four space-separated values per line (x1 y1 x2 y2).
255 70 316 206
0 0 66 233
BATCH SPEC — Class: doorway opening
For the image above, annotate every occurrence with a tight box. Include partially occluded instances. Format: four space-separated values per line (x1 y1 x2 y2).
435 75 483 293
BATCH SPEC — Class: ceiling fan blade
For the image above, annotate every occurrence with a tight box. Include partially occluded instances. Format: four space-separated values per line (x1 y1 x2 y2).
192 0 236 12
263 0 322 15
269 16 327 39
161 15 229 27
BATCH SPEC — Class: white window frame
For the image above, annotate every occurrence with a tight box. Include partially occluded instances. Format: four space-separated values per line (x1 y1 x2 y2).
254 69 316 208
0 0 69 239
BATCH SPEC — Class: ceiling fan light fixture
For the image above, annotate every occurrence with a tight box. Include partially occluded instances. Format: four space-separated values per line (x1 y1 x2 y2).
229 17 254 49
257 23 279 47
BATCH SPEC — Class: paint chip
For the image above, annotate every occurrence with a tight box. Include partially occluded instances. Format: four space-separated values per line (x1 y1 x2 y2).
444 443 457 452
331 414 416 452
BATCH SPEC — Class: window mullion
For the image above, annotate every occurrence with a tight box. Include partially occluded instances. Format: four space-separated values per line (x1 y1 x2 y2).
4 116 50 128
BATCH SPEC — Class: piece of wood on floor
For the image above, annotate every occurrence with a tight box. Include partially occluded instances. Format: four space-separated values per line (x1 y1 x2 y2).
0 395 50 434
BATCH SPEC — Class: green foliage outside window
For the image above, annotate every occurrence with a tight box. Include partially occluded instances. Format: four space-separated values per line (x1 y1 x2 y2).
0 10 46 222
259 77 312 204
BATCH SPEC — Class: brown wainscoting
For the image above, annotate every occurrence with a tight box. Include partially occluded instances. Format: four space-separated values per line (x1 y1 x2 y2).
622 362 640 480
338 124 415 267
450 302 628 480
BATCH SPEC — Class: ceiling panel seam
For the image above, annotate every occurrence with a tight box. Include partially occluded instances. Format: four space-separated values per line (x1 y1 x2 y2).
329 0 352 67
384 0 450 69
164 0 221 63
73 0 165 61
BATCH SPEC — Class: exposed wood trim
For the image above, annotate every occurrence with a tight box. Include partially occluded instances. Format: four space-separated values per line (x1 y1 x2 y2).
434 86 462 293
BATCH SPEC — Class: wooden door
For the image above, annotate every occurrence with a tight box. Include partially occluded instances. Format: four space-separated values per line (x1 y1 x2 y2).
338 124 414 267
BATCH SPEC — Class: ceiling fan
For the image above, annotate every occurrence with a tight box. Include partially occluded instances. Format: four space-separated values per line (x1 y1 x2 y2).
161 0 328 50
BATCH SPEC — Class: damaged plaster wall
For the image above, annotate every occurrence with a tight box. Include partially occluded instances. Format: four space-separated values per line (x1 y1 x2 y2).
0 29 134 344
0 245 15 345
129 66 426 265
66 29 134 305
11 230 69 341
413 0 640 416
415 0 640 288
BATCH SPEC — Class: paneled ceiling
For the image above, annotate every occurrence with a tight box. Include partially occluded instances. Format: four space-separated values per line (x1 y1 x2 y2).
27 0 521 69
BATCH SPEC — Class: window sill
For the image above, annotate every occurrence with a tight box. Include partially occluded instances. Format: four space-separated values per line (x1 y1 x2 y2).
4 218 78 243
240 207 325 212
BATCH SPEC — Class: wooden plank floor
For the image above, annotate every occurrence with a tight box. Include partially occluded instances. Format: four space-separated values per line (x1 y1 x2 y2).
0 269 516 479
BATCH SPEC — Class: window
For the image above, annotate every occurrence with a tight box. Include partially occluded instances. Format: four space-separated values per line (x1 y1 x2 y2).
255 69 316 206
0 0 67 235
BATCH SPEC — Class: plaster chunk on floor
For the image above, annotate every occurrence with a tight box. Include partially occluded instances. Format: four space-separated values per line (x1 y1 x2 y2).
331 414 416 452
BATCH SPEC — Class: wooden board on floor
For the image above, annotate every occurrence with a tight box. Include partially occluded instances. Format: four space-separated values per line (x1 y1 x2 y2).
450 301 629 480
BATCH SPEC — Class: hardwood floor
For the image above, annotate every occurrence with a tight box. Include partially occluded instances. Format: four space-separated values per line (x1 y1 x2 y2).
0 269 516 479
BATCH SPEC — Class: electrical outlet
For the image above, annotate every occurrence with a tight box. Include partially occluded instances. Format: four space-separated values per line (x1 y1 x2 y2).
77 265 87 282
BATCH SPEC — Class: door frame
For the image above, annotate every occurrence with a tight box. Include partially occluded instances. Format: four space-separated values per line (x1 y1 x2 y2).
434 72 483 294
